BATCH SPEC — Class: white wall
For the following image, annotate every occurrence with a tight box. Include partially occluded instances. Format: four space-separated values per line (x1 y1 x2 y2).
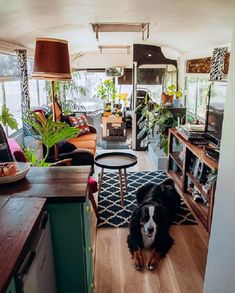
203 30 235 292
71 50 133 69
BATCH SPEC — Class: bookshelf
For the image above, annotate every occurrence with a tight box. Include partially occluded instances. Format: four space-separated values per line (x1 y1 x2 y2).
168 128 218 232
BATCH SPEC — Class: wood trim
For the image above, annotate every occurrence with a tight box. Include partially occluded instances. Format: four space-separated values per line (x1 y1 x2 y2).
186 53 230 74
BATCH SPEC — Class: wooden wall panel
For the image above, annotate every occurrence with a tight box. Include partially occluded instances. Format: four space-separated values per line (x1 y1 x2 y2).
186 53 230 74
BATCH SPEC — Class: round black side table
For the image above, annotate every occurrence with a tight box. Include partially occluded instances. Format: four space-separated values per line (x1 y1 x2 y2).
94 152 137 206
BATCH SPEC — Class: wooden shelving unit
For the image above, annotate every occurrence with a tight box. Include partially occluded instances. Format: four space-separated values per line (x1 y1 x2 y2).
168 128 218 232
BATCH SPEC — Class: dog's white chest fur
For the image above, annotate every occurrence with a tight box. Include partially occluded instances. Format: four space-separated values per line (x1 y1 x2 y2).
141 228 156 248
141 206 157 248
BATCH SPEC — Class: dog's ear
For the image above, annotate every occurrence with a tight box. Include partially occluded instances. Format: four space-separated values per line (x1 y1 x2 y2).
129 206 142 232
157 206 171 227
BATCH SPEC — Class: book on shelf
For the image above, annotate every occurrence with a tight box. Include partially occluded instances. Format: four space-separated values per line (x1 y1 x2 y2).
177 125 206 142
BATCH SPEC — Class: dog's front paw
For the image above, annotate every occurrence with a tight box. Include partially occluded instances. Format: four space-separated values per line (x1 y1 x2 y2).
146 264 155 271
146 250 160 271
135 262 144 271
133 249 144 271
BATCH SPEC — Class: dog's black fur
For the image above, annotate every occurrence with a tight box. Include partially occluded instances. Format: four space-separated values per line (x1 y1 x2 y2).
127 179 181 258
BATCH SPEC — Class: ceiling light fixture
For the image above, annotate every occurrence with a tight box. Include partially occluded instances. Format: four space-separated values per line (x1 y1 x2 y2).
90 23 150 42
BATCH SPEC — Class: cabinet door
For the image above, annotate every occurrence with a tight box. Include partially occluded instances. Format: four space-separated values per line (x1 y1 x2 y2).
83 199 94 293
5 278 17 293
46 202 87 293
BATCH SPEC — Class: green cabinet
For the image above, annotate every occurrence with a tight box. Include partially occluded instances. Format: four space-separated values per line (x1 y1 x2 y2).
5 278 17 293
46 199 93 293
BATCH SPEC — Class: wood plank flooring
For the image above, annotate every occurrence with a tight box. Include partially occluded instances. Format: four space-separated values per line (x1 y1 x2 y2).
93 150 208 293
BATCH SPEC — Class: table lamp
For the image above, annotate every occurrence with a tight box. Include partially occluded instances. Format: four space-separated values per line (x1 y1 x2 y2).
32 38 71 159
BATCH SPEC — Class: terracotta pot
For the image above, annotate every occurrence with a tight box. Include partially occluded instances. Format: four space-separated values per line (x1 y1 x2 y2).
161 93 173 104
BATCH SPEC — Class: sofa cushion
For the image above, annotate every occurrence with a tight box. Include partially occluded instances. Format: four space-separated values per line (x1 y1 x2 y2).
73 133 97 142
34 111 47 125
58 141 77 153
67 138 96 155
7 138 26 162
48 101 62 121
68 115 90 136
34 105 52 118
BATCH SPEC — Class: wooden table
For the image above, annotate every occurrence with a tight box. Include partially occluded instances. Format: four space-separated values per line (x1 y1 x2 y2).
94 152 137 206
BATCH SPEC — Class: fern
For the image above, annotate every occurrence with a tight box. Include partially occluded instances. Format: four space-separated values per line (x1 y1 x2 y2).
23 113 80 165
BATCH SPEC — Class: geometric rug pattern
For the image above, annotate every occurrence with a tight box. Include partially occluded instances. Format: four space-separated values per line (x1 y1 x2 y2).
97 171 197 228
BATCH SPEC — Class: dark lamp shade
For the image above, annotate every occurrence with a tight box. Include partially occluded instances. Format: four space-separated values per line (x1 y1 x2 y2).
32 38 71 80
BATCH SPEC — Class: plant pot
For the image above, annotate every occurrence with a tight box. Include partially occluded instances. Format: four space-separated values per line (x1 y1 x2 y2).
173 99 182 108
105 102 112 112
161 93 173 105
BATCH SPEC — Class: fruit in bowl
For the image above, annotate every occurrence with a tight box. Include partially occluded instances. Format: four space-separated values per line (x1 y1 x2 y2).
0 162 17 177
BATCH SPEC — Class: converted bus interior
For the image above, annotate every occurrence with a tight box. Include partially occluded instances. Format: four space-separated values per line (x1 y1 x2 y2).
0 1 235 292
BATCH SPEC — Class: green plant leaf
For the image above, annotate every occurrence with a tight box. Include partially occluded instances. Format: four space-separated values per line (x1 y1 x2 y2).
23 113 80 164
0 104 18 130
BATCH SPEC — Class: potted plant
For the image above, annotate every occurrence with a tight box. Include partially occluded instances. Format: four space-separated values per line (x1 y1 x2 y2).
136 100 177 155
23 113 79 166
164 85 183 107
96 79 117 113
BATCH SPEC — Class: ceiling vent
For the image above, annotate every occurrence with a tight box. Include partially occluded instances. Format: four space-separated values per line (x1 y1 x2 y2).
90 22 149 41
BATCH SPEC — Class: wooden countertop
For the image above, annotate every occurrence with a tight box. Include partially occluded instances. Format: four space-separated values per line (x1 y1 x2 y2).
0 166 91 202
0 197 46 293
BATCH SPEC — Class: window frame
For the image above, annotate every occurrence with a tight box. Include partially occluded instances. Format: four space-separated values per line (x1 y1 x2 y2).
185 73 210 123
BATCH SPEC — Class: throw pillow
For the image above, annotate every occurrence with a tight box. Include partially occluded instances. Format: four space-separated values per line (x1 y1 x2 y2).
34 105 52 118
68 115 90 136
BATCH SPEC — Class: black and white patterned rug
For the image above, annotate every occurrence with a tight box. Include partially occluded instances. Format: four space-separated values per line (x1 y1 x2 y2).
97 171 197 228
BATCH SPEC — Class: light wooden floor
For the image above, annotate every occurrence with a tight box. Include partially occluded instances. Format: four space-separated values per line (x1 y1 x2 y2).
93 150 209 293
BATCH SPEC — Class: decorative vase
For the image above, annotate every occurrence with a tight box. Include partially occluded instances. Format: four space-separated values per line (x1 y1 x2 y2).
173 98 182 108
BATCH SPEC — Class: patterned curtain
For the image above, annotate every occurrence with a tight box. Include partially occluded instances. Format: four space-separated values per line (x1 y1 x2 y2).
210 47 228 81
15 49 30 135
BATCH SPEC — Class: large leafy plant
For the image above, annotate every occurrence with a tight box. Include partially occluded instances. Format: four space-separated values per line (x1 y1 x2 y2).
137 100 177 155
96 79 117 102
0 104 18 131
165 85 183 100
23 112 79 166
45 72 86 104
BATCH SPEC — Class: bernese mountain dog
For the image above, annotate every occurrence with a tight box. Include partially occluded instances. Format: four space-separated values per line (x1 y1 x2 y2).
127 178 181 271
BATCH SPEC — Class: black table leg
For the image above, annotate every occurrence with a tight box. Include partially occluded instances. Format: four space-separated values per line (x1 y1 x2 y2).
124 168 128 193
97 168 104 200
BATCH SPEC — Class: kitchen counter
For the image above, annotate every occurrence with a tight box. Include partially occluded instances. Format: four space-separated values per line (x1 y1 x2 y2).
0 166 91 202
0 197 46 293
0 165 92 293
